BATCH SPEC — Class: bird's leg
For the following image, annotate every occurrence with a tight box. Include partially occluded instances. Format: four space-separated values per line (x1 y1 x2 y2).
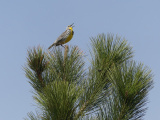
61 44 65 48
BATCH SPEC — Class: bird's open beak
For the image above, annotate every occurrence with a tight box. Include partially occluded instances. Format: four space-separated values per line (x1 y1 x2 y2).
71 23 74 27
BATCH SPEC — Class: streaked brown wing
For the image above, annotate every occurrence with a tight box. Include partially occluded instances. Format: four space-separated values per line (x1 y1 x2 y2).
54 30 68 44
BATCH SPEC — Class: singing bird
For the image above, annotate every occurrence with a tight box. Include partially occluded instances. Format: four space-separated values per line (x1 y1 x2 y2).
48 23 74 49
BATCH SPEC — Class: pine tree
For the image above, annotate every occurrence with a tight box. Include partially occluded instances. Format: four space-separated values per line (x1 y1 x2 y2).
24 34 153 120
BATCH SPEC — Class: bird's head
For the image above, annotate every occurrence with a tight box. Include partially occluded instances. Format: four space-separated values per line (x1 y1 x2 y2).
66 23 74 30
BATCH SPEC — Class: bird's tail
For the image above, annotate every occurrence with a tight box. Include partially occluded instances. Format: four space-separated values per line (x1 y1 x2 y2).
48 43 56 49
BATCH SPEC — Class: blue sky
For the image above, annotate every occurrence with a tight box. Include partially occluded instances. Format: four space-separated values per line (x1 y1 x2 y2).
0 1 159 119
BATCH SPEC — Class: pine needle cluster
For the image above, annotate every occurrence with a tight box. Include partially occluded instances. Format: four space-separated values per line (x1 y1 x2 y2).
24 34 153 120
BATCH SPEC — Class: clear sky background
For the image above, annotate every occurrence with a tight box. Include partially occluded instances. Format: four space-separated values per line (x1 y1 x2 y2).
0 1 159 120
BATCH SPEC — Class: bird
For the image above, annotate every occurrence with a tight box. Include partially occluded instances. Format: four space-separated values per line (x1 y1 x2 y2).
48 23 74 49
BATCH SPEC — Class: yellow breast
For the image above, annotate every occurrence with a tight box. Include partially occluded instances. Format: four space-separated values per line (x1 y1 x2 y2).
65 28 74 44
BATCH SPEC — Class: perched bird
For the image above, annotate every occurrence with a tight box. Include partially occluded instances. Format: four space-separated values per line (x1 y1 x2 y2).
48 23 74 49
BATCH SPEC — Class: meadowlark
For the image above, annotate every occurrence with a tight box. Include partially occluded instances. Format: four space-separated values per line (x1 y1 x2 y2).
48 23 74 49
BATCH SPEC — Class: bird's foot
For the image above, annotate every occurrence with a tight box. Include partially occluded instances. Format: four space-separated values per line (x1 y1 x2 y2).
61 45 65 48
